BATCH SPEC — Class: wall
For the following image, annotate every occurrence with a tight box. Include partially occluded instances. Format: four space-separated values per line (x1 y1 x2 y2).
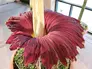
0 0 14 5
44 0 55 11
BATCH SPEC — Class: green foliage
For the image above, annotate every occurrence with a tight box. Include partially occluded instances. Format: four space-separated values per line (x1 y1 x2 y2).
14 48 35 69
14 48 70 69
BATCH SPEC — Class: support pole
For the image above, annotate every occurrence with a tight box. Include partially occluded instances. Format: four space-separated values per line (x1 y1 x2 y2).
78 0 87 20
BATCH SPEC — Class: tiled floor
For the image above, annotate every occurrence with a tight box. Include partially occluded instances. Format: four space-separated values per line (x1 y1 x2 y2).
0 2 92 69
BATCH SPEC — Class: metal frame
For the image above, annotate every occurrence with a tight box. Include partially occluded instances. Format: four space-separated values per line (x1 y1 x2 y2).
54 0 58 11
55 0 92 16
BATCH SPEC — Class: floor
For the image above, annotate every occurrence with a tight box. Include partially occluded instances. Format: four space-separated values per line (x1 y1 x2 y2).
0 2 92 69
0 2 30 69
71 33 92 69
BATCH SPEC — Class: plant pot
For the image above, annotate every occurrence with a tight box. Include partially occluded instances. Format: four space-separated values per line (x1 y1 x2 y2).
10 49 70 69
10 50 17 69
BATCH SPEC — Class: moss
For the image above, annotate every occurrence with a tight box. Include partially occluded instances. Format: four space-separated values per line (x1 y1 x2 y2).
14 48 70 69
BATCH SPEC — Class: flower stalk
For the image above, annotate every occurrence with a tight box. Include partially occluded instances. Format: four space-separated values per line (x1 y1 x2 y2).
30 0 45 69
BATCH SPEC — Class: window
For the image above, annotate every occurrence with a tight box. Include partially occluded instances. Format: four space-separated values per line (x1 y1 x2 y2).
71 6 81 19
55 0 92 32
61 0 84 6
56 2 70 16
81 9 92 32
86 0 92 8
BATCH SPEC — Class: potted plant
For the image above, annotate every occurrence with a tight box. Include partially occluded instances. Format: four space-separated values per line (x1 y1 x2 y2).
7 0 87 69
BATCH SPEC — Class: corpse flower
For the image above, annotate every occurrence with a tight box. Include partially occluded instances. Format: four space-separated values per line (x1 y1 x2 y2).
6 10 84 69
